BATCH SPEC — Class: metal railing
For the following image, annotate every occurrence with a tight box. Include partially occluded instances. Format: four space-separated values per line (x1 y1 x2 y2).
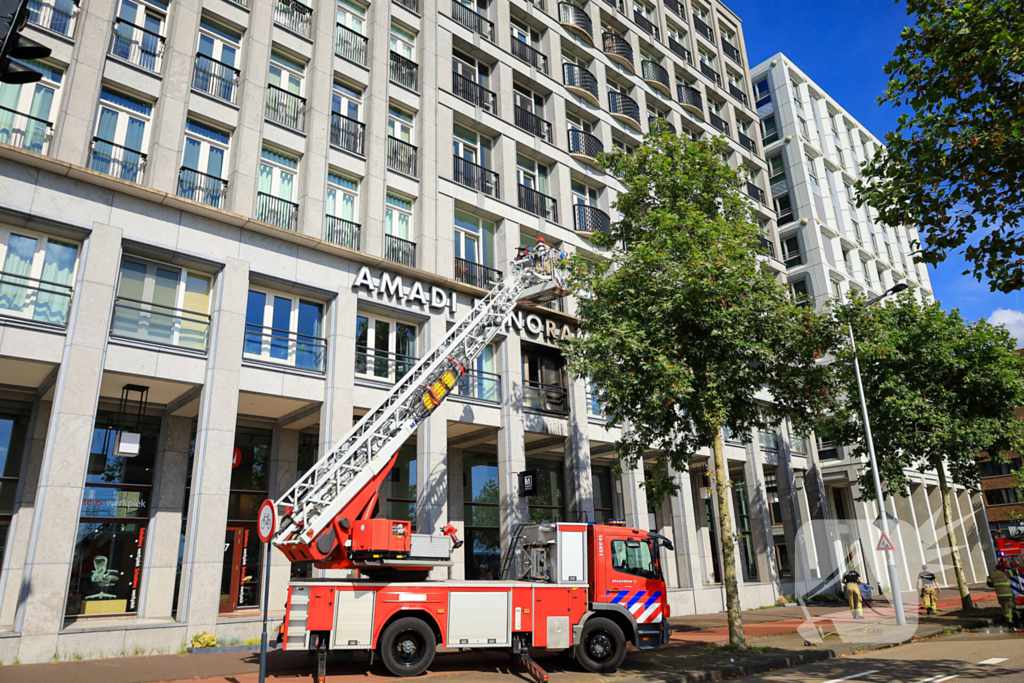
192 53 239 104
355 347 418 384
387 136 418 177
790 435 808 455
514 105 553 142
452 70 497 112
451 0 494 40
177 167 228 208
453 155 499 197
608 91 640 125
384 233 416 267
256 191 299 231
602 32 633 66
573 204 610 236
562 63 599 102
390 51 418 90
558 2 592 39
722 39 740 63
633 11 658 39
265 84 306 129
335 23 368 66
668 36 692 64
518 184 558 222
641 60 670 91
746 181 766 205
274 0 313 38
678 84 702 113
511 36 548 73
0 270 73 327
758 430 779 453
453 368 501 403
109 18 165 73
27 0 78 37
738 131 757 154
708 111 729 136
454 257 502 289
728 82 748 106
89 137 147 183
567 128 603 159
324 215 361 250
699 61 721 86
110 296 210 351
330 112 365 155
0 105 53 154
393 0 418 12
523 379 567 415
693 13 713 41
244 322 326 372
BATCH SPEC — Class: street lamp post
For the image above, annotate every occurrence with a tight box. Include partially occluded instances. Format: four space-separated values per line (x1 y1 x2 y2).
848 282 908 626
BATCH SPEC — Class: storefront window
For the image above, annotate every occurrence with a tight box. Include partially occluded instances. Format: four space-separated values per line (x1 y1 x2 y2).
592 464 614 524
0 401 30 578
221 427 271 612
731 476 759 582
526 457 564 524
383 443 416 529
463 451 499 579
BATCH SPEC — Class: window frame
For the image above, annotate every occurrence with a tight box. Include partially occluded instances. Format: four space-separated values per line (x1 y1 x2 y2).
243 287 325 371
0 226 79 326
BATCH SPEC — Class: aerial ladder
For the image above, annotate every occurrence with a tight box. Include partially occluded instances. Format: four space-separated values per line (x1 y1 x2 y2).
272 239 566 577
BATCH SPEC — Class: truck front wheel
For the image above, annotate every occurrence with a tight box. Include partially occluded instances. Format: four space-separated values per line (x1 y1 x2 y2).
379 617 436 677
575 617 627 673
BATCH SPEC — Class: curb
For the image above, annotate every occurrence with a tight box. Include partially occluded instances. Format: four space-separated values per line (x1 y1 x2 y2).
620 650 835 683
188 643 282 654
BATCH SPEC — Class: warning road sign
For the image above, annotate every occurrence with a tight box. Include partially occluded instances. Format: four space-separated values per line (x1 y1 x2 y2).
877 532 896 552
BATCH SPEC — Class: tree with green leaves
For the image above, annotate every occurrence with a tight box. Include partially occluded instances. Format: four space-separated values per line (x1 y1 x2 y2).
817 294 1024 609
857 0 1024 293
560 127 840 647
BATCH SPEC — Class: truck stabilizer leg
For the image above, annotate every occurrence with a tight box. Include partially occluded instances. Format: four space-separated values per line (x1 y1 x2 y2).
519 649 549 683
316 638 327 683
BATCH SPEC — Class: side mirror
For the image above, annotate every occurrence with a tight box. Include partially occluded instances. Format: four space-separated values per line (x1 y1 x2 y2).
660 539 674 552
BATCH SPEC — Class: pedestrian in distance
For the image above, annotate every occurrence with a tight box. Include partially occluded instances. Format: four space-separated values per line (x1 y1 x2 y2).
917 564 940 615
987 561 1016 626
842 566 864 619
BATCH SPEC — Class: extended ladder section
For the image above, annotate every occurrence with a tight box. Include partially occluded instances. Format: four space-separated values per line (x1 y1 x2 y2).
273 242 565 555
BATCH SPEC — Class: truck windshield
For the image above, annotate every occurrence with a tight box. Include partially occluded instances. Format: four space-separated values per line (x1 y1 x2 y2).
611 539 660 579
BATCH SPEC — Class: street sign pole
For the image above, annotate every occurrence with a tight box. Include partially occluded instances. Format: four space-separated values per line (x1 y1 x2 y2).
257 499 277 683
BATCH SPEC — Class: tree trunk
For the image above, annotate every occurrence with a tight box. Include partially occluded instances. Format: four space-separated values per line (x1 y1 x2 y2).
935 463 973 610
712 429 746 647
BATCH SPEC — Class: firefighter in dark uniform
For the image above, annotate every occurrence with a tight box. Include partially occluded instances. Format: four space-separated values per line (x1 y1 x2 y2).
917 564 940 615
988 561 1015 625
843 567 864 619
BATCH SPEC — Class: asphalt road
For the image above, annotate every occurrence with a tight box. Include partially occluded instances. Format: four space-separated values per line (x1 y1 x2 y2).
738 625 1024 682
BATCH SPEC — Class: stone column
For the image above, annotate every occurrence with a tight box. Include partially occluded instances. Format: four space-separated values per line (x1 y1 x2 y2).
884 489 914 591
893 487 927 583
971 491 996 569
925 483 954 586
447 448 465 580
415 315 452 559
743 443 777 587
776 423 810 590
619 459 648 531
911 479 946 585
496 333 528 569
268 427 299 605
849 482 885 591
562 373 594 523
665 462 699 592
949 488 978 583
319 289 357 455
803 438 839 581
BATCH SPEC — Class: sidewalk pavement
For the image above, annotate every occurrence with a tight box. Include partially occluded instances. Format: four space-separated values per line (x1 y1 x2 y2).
0 586 1002 683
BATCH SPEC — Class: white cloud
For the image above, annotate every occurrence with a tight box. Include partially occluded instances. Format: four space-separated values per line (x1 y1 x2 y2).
989 309 1024 348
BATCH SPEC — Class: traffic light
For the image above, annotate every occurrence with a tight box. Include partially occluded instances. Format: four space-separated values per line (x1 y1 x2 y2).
0 0 52 84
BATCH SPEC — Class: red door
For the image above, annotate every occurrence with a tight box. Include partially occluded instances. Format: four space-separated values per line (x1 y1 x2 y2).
220 527 244 613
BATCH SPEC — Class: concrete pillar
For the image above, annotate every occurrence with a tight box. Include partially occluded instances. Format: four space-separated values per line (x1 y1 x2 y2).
893 487 927 584
803 438 839 581
911 480 946 585
743 443 776 587
562 373 594 523
926 483 954 586
959 489 987 579
848 482 885 592
776 423 810 589
15 225 122 663
665 462 700 591
619 459 648 531
884 489 914 591
794 474 821 581
415 315 451 550
447 448 465 580
269 427 299 604
319 289 357 455
496 332 528 569
971 491 997 570
949 487 977 583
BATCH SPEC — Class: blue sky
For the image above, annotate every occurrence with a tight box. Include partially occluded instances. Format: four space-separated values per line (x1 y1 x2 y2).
729 0 1024 343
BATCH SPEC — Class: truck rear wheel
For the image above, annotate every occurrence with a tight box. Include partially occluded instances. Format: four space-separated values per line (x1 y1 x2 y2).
379 617 436 677
575 617 627 673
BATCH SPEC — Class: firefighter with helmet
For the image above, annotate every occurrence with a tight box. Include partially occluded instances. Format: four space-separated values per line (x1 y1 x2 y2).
842 566 864 619
987 560 1015 626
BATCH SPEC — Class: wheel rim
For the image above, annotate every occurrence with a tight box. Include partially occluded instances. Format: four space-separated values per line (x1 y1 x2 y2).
586 631 615 662
392 629 427 668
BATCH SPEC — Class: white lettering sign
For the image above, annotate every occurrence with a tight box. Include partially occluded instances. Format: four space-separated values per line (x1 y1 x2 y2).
353 266 457 314
505 309 575 345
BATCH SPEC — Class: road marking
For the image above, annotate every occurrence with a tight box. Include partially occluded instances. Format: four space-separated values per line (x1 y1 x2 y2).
978 657 1008 665
932 677 958 682
821 672 879 683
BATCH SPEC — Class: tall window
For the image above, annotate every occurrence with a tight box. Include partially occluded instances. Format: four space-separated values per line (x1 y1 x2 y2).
383 444 416 528
463 451 499 579
257 148 299 230
385 193 413 242
221 427 271 612
453 210 497 288
194 19 240 103
355 314 417 383
522 346 566 414
267 53 305 129
760 114 778 145
325 173 359 248
0 227 77 326
336 0 365 34
388 106 414 145
805 154 821 195
179 120 229 208
592 465 614 523
389 23 415 60
730 476 758 581
516 154 549 194
332 82 361 122
111 257 211 350
526 457 565 523
0 60 62 153
244 289 324 371
0 401 30 578
111 0 164 72
91 90 151 182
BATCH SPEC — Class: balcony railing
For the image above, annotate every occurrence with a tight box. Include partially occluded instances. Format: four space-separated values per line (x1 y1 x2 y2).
699 61 721 86
648 117 675 134
708 111 729 136
384 233 416 267
109 19 165 73
511 36 548 73
394 0 418 12
390 51 418 90
453 156 499 197
524 379 567 416
746 182 766 205
178 167 228 209
324 215 361 250
110 296 210 351
641 60 670 94
0 106 53 154
693 13 713 41
664 0 683 20
738 131 757 154
518 184 558 222
256 191 299 231
335 23 368 66
454 257 502 289
514 105 553 142
89 137 146 183
244 322 326 372
668 36 692 64
758 236 776 259
452 70 497 112
453 368 501 403
387 136 418 177
677 84 702 114
27 0 78 37
356 347 417 384
562 63 599 104
0 270 73 327
722 39 740 64
567 128 603 160
274 0 313 38
265 84 306 130
330 112 365 155
573 204 610 236
728 82 748 106
558 2 593 41
451 0 494 41
633 11 658 39
193 53 239 104
602 32 633 69
608 91 640 127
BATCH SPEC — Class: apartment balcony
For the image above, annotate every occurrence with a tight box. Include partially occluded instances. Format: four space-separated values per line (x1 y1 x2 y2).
514 105 553 142
668 36 692 65
573 204 610 238
602 32 633 72
728 82 748 106
256 192 299 231
664 0 684 20
454 257 502 289
453 368 501 403
633 11 658 39
677 84 703 118
0 106 53 154
27 0 79 38
511 36 548 74
177 167 228 209
390 51 418 91
699 61 721 86
387 136 418 177
452 70 497 113
708 111 729 137
563 63 599 107
746 182 766 205
567 128 603 166
738 131 757 155
722 38 741 64
648 117 675 134
89 137 146 184
193 53 239 104
356 347 417 385
110 296 211 351
641 60 670 96
109 19 165 73
394 0 418 12
524 380 567 416
324 215 361 250
274 0 312 38
518 184 558 222
758 236 776 260
0 270 74 327
451 0 494 41
384 233 416 267
453 155 500 197
335 23 368 66
693 13 713 42
244 322 327 373
265 84 306 130
558 2 593 44
330 112 365 155
608 91 641 130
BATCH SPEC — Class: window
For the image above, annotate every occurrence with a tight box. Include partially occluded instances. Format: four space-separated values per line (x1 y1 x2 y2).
266 53 305 129
0 228 77 326
463 451 499 579
325 173 360 248
764 471 783 526
805 154 821 195
388 105 414 144
592 465 615 523
861 259 873 285
384 444 417 528
454 210 497 287
336 0 366 34
831 280 843 302
753 78 770 109
760 114 778 145
522 346 566 414
355 314 417 383
610 539 659 578
332 82 361 122
731 477 758 581
0 60 61 153
244 289 324 371
257 148 299 230
775 193 794 224
979 458 1023 477
111 257 211 350
194 19 240 103
385 193 413 241
0 401 30 575
453 50 493 110
390 23 416 60
90 90 151 182
526 457 565 523
453 123 494 191
791 278 810 306
768 154 786 186
986 488 1022 506
111 0 164 72
178 120 229 208
221 427 271 612
697 48 713 68
516 154 549 194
